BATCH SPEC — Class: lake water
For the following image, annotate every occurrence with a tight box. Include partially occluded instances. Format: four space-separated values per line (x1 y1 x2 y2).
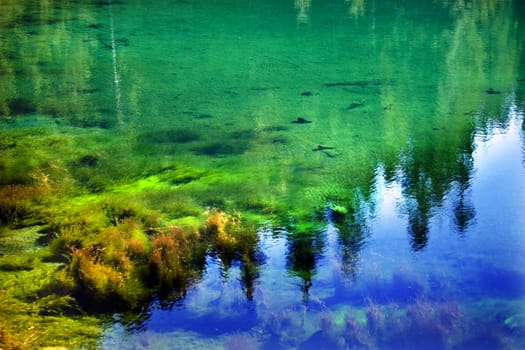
1 0 524 349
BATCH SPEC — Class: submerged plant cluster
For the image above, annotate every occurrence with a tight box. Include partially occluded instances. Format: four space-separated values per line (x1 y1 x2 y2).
245 298 518 350
0 151 262 347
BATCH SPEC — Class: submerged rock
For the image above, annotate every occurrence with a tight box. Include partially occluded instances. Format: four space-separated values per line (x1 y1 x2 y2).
95 1 111 7
299 330 341 350
5 98 37 116
193 130 254 156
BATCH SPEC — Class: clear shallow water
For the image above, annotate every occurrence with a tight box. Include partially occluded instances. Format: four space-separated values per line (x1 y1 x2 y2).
1 0 525 349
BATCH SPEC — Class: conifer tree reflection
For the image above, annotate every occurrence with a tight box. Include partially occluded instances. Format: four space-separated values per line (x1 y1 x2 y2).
452 151 476 233
240 259 258 301
399 153 434 251
286 231 324 303
332 206 368 280
212 236 263 302
239 241 265 302
336 222 367 279
400 145 476 249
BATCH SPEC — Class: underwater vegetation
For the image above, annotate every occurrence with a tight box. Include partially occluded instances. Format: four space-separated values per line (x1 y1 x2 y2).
0 136 262 346
0 179 50 228
258 298 520 350
66 223 151 311
148 225 206 299
43 204 259 311
204 208 258 262
225 333 259 350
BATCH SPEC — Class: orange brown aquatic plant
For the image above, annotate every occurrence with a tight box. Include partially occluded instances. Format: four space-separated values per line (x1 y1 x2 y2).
69 244 149 310
93 219 151 266
0 323 24 350
48 224 90 260
42 202 207 310
69 246 126 303
63 219 156 310
148 226 205 291
203 208 258 262
39 204 256 312
0 171 51 227
204 207 238 246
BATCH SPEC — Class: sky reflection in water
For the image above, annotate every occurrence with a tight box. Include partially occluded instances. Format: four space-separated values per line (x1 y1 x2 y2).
103 115 525 349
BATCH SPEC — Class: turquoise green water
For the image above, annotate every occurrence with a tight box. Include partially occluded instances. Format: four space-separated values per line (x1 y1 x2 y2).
1 0 525 349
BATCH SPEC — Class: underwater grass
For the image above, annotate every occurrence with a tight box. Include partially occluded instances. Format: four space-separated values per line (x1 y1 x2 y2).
0 176 265 346
255 298 521 350
0 124 368 346
0 259 104 349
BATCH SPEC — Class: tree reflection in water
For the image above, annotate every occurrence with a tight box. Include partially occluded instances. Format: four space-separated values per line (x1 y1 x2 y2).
285 230 323 303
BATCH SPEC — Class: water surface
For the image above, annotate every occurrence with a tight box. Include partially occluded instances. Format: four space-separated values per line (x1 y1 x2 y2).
1 0 524 349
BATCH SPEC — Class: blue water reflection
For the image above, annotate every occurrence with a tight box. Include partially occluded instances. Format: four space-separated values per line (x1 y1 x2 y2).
102 114 525 349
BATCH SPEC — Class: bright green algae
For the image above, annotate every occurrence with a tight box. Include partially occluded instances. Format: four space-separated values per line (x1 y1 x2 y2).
1 0 524 348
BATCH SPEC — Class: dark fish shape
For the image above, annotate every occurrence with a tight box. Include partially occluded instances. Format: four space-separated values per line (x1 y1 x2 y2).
292 117 312 124
312 145 338 158
322 151 337 158
485 88 501 95
347 102 364 110
312 145 335 151
300 91 318 96
517 78 525 82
